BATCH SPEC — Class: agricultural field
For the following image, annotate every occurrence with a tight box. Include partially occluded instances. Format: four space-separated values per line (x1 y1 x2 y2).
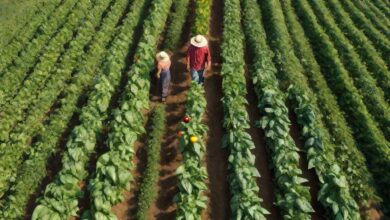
0 0 389 219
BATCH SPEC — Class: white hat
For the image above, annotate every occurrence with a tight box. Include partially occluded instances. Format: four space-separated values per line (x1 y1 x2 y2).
190 35 208 47
156 51 170 62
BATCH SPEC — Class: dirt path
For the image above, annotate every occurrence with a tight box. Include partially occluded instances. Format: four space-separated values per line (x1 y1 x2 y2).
146 45 190 220
289 110 326 220
203 0 231 219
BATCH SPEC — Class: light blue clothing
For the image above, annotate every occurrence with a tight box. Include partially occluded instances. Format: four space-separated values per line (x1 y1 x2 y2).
190 68 205 84
159 70 171 98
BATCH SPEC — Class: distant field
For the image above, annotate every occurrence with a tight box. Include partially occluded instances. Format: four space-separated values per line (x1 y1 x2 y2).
0 0 389 219
0 0 46 47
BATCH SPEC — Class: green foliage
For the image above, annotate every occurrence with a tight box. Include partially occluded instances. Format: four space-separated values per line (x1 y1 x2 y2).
293 0 390 213
288 86 360 220
222 0 270 219
337 0 390 65
81 0 173 219
162 0 190 51
371 0 390 17
279 0 379 207
322 0 390 103
308 0 390 141
31 0 152 218
192 0 211 35
241 1 313 218
0 0 93 197
0 0 59 60
136 105 165 220
323 0 390 104
0 0 79 107
349 0 390 35
251 0 361 217
175 83 208 220
173 2 210 218
0 0 129 218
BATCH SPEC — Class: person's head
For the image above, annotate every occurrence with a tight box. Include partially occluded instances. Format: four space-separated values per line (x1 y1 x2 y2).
156 51 170 62
190 35 208 48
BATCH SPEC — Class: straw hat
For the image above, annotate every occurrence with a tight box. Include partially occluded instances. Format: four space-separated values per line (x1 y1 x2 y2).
156 51 170 62
190 35 208 47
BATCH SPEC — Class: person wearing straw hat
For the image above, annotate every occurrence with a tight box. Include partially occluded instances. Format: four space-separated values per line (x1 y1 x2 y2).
155 51 171 102
186 35 211 84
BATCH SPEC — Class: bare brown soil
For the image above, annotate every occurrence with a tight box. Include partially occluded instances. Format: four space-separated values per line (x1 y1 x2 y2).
289 110 326 220
202 0 231 219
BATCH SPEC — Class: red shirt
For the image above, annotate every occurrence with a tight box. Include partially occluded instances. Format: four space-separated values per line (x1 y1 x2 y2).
187 45 211 71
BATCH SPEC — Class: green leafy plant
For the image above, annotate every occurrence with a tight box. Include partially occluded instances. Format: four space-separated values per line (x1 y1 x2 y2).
174 1 210 217
162 0 190 51
279 0 379 207
175 83 208 220
244 0 361 218
0 0 79 110
293 0 390 213
307 0 390 141
221 0 270 218
337 0 390 63
370 0 390 17
136 105 166 220
288 85 360 219
81 0 173 219
350 0 390 35
31 0 152 218
0 0 130 218
323 0 390 102
0 0 63 73
0 0 93 196
192 0 211 35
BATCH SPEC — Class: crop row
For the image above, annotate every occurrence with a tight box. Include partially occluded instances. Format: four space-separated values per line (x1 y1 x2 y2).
0 0 79 109
0 0 94 196
0 0 110 158
81 0 173 218
174 0 209 218
371 0 390 17
242 0 312 218
176 83 208 219
162 0 190 51
323 0 390 102
31 0 152 218
0 0 130 218
256 0 361 218
350 0 390 34
0 0 63 74
221 0 270 218
338 0 390 65
293 0 390 212
279 0 378 207
136 105 166 220
308 0 390 140
192 0 211 35
288 86 360 219
0 0 92 125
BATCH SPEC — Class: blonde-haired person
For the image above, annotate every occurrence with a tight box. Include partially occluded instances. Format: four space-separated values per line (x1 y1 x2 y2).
155 51 171 102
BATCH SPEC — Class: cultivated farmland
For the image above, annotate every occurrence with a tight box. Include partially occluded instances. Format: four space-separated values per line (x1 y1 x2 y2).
0 0 389 219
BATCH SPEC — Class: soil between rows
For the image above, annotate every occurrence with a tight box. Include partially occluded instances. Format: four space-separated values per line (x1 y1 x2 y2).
203 0 231 218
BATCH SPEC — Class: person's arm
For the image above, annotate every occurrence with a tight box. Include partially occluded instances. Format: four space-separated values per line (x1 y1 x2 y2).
186 47 191 72
156 63 162 79
205 47 212 72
